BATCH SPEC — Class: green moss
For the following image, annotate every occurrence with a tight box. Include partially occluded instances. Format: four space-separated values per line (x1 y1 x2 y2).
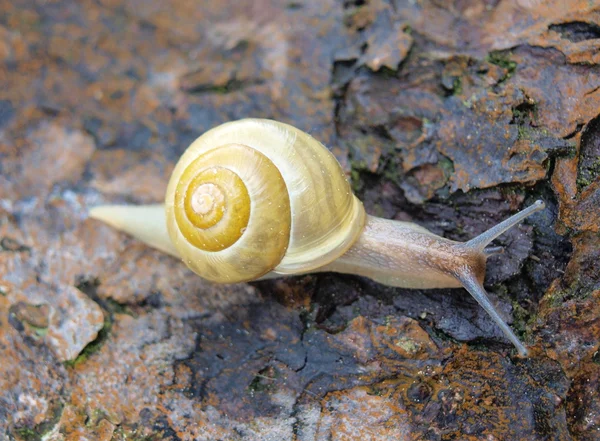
32 325 48 337
248 367 279 394
576 176 592 189
486 51 517 81
374 65 402 77
485 51 518 86
186 77 257 95
14 427 38 441
577 157 600 190
517 125 531 140
542 277 595 309
511 99 538 130
381 164 400 183
427 325 460 344
511 106 527 122
350 168 364 193
438 156 455 176
367 385 384 396
67 277 140 367
543 290 566 308
105 298 135 316
462 96 474 108
395 337 420 354
383 315 394 327
452 77 463 95
110 425 157 441
64 315 112 367
510 300 529 336
12 402 63 441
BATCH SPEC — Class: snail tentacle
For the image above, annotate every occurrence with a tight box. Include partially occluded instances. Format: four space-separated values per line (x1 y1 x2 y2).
464 200 546 251
457 269 529 357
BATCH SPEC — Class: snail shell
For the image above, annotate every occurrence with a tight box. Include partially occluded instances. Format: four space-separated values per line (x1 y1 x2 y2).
166 119 366 283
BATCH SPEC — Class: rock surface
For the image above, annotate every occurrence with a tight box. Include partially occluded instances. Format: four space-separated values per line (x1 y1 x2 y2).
1 0 599 440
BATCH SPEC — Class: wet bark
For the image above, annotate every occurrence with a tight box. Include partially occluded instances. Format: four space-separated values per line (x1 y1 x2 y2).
1 0 599 440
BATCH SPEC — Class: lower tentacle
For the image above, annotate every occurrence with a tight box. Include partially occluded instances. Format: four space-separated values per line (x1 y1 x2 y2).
456 269 528 357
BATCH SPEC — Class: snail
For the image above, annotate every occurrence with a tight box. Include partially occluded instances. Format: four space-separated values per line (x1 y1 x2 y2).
90 118 546 357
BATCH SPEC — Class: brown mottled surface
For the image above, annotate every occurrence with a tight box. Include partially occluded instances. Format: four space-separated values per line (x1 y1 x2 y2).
0 0 599 440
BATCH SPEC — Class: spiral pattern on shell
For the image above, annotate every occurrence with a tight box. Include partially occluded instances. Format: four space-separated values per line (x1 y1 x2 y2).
165 118 365 283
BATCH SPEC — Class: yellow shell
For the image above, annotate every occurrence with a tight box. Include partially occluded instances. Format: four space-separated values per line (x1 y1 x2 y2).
165 118 366 283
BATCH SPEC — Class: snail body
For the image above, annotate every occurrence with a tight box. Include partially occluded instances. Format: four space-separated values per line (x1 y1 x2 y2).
90 118 545 356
